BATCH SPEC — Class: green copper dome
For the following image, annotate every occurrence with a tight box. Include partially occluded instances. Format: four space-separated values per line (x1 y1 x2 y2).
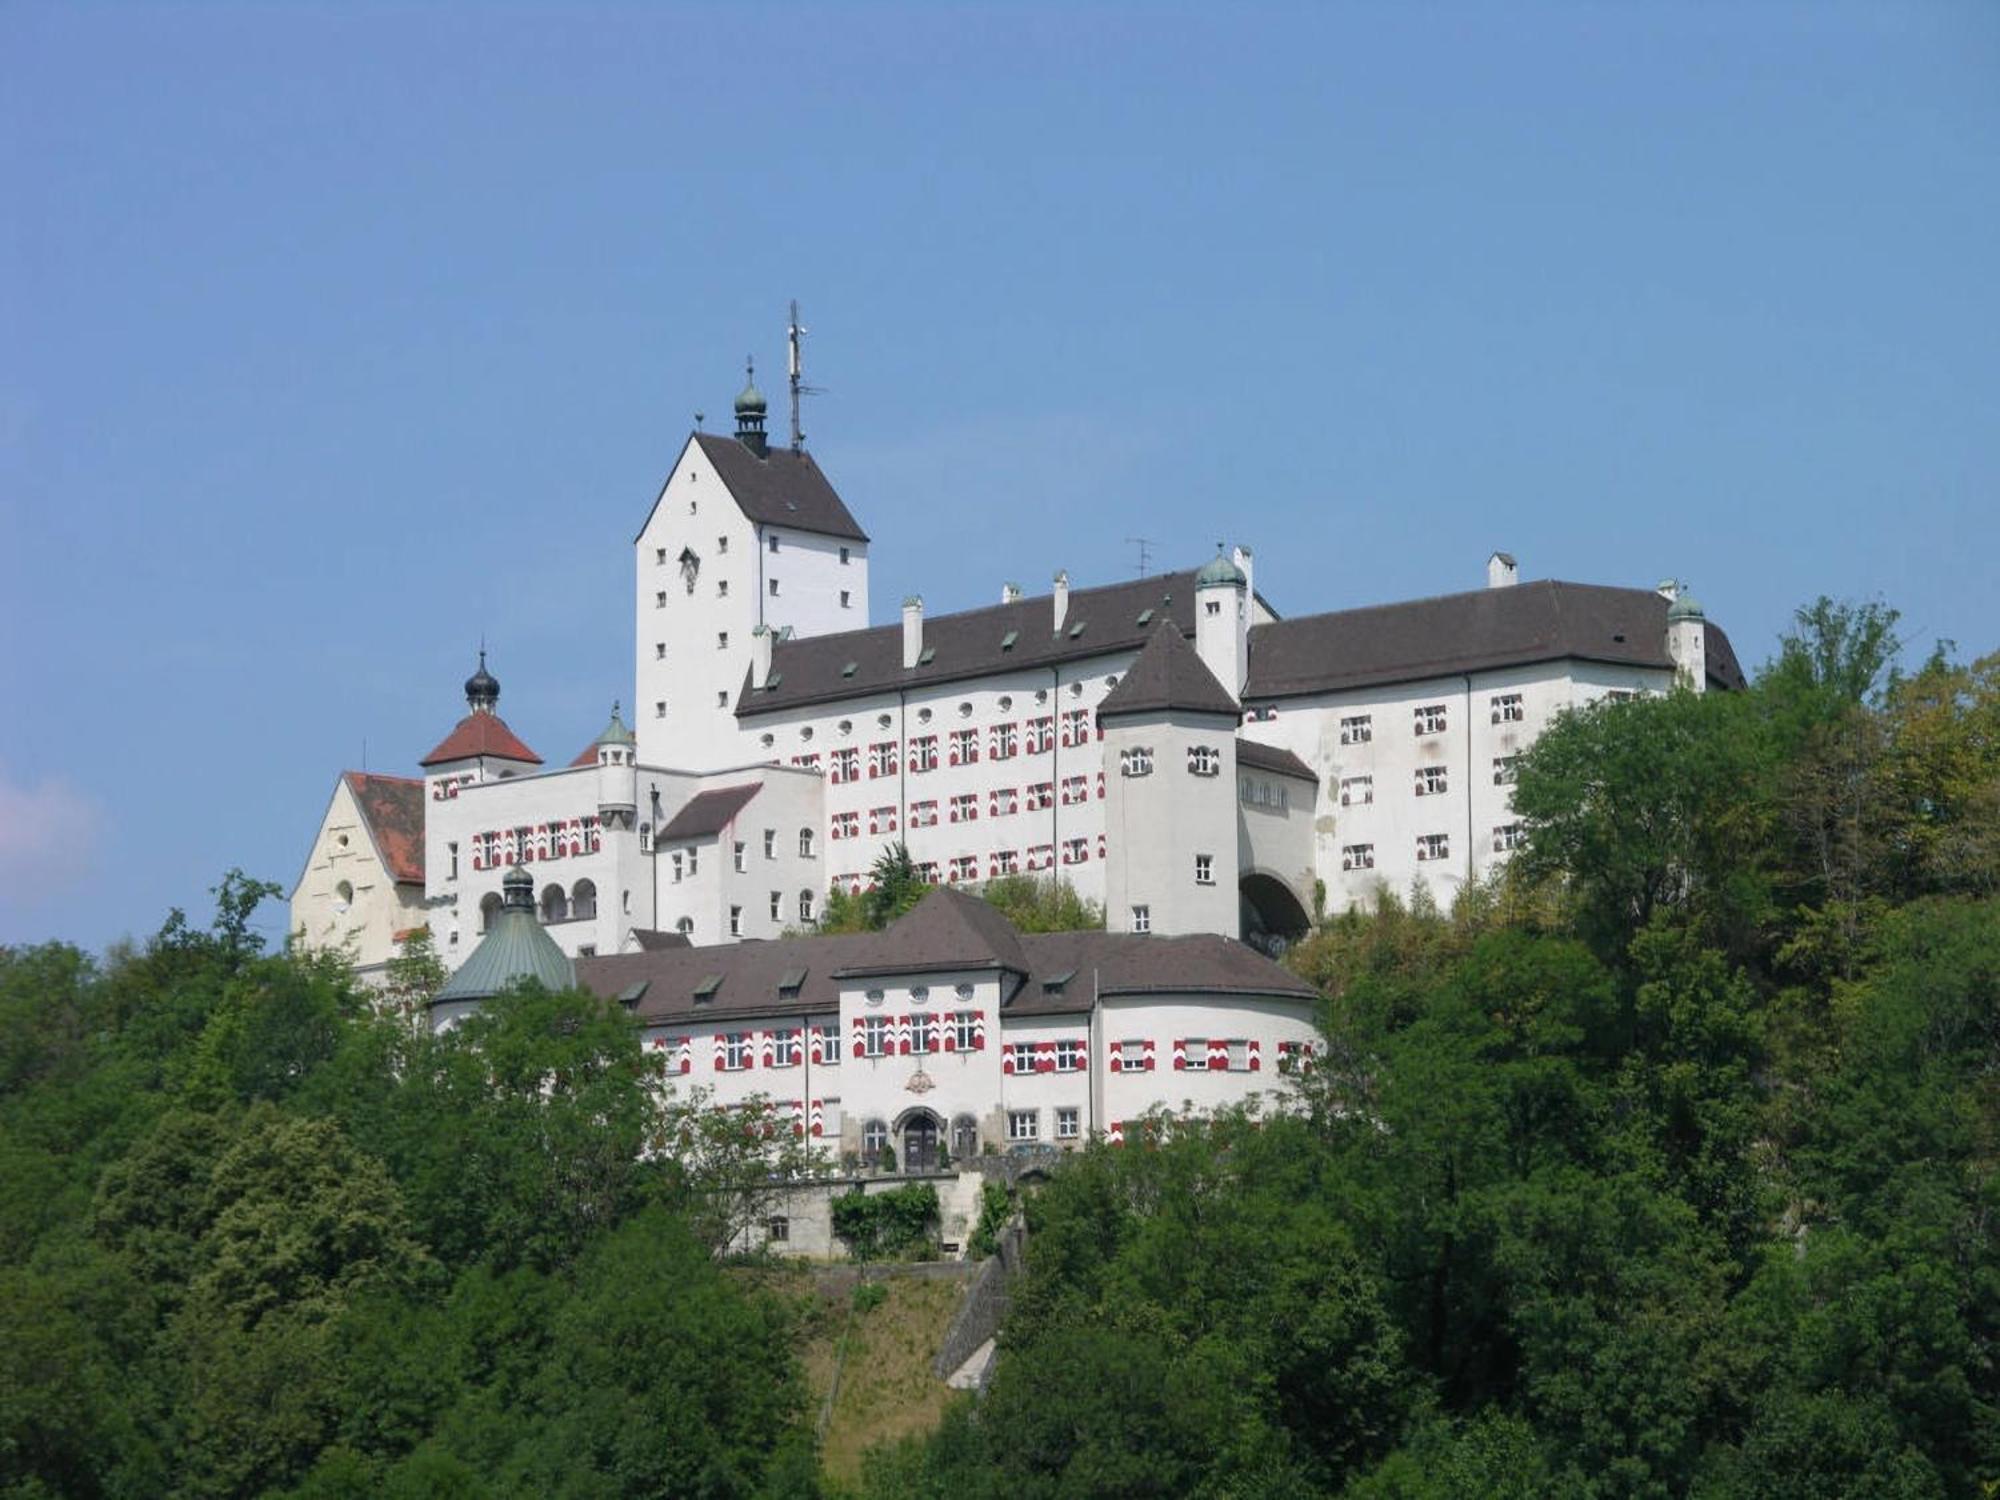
1195 549 1247 589
734 376 766 417
434 866 577 1008
596 701 636 747
1667 590 1705 623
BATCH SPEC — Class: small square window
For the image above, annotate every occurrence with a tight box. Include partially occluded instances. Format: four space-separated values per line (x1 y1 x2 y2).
1056 1107 1080 1140
655 642 666 659
840 590 851 608
716 691 727 708
1007 1110 1038 1142
839 546 850 564
655 547 667 564
717 535 728 553
1194 853 1214 885
1131 904 1151 933
769 578 780 597
655 701 666 718
768 534 780 554
717 632 729 650
767 1215 788 1242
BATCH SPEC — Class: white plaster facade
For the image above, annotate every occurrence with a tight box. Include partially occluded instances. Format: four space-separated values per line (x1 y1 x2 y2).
289 773 429 981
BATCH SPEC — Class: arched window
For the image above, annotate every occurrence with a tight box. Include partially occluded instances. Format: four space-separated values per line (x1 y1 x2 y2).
798 889 815 924
952 1114 979 1160
571 879 598 920
862 1119 889 1158
799 828 815 858
479 892 503 934
675 916 694 937
539 884 568 924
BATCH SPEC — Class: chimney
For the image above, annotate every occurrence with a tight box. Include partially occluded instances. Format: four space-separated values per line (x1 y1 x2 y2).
1487 551 1519 589
750 624 774 687
1001 581 1022 605
902 596 924 669
1052 570 1070 633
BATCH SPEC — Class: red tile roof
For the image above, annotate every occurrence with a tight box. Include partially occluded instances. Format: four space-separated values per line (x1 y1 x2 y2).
419 712 543 768
569 744 599 768
344 772 426 884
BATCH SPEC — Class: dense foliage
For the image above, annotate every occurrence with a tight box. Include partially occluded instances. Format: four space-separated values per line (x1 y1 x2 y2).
0 885 819 1499
859 604 1999 1499
815 844 1103 934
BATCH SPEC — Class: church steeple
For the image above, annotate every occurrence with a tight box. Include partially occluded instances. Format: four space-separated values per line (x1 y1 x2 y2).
734 357 769 458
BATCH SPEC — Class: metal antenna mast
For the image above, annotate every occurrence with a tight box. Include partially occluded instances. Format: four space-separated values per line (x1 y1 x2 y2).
1124 536 1155 577
787 299 823 451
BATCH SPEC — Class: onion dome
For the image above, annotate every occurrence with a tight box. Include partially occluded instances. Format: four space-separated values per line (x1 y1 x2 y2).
464 649 501 712
1667 590 1706 623
1194 547 1247 589
734 362 767 419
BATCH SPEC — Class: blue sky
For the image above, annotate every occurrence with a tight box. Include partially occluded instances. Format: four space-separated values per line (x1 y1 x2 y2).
3 3 1995 950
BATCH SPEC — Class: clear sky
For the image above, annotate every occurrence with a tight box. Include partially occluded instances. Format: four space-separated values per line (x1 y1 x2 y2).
3 2 1995 950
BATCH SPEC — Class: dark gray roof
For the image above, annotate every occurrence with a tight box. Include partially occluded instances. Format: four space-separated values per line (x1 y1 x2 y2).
832 887 1029 979
1242 580 1747 700
739 568 1207 716
574 888 1314 1025
658 783 762 842
1236 738 1318 782
1096 619 1239 720
693 433 868 542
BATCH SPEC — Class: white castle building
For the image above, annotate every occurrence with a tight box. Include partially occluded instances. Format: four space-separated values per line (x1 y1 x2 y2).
292 329 1743 1155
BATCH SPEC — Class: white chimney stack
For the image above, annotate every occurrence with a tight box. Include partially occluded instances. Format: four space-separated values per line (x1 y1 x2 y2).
1002 581 1022 605
750 623 774 686
1052 570 1070 632
1487 551 1519 589
902 595 924 669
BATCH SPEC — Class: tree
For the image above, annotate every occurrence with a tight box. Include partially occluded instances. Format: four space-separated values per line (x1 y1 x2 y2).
653 1086 822 1257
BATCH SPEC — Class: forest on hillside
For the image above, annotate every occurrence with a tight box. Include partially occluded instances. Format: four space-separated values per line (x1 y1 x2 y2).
3 600 1995 1499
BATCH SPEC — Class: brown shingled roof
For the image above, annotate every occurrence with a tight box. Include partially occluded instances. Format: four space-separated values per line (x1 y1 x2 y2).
345 772 425 884
740 568 1209 716
1236 739 1318 782
692 433 868 542
419 712 543 768
574 890 1315 1026
1096 619 1240 720
1242 580 1747 699
658 783 762 842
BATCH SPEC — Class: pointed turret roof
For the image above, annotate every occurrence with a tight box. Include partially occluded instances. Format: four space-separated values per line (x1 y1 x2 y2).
1097 619 1239 721
433 867 575 1006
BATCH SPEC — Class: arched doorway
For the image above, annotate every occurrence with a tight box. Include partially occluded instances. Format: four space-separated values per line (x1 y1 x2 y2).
899 1109 943 1173
1240 871 1311 956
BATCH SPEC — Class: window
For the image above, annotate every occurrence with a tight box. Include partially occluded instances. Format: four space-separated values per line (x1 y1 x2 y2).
1118 1040 1147 1070
909 734 938 772
1131 904 1151 933
1227 1040 1250 1071
676 916 694 936
1417 832 1451 862
1187 744 1221 776
799 828 815 857
767 533 780 553
724 1032 750 1069
1195 853 1215 885
909 799 939 828
839 546 850 564
1493 754 1523 786
831 811 859 841
990 722 1018 759
1060 774 1089 805
729 905 743 936
1205 599 1221 616
1025 781 1054 811
1492 822 1525 852
816 1023 840 1063
1025 716 1054 753
716 691 727 708
655 590 667 608
1340 714 1373 745
1026 843 1053 872
763 828 776 858
1120 746 1153 777
830 748 858 783
840 590 851 608
1342 842 1375 871
717 631 729 650
868 741 898 778
717 535 728 553
1183 1037 1210 1072
990 848 1020 876
767 1216 788 1243
863 1119 888 1156
670 851 685 882
911 1014 936 1055
1491 692 1525 724
951 1011 977 1051
447 842 458 880
949 793 979 823
1056 1107 1080 1141
768 578 779 597
1604 689 1638 705
1414 703 1448 736
734 841 747 872
949 728 979 766
655 642 666 660
1062 837 1088 866
769 891 781 921
716 579 729 599
869 805 897 835
1415 765 1448 797
799 889 816 923
948 855 979 883
774 1029 801 1067
1007 1110 1039 1142
1339 774 1373 806
988 787 1019 818
861 1017 888 1057
1054 1039 1083 1072
656 547 667 564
